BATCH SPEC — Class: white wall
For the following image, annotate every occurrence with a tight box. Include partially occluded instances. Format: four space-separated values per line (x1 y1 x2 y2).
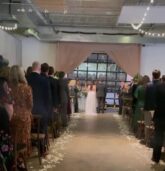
0 30 22 66
22 38 56 70
140 44 165 78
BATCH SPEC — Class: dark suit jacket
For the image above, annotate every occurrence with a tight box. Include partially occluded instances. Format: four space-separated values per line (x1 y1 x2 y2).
154 82 165 122
144 80 160 111
27 72 52 116
49 76 60 108
59 78 69 104
96 83 106 98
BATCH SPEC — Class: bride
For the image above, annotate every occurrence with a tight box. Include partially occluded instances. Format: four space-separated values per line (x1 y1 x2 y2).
85 81 97 115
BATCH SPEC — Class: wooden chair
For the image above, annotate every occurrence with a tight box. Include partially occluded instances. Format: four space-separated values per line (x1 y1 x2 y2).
12 123 28 171
145 125 154 147
31 114 45 165
136 120 145 139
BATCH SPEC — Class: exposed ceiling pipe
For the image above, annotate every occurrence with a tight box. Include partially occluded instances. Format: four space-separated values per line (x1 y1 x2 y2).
24 0 48 25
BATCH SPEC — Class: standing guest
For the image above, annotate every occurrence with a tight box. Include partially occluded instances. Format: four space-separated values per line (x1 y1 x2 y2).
0 55 10 81
48 66 60 111
96 80 106 113
0 77 14 171
9 65 32 155
58 71 69 127
27 62 50 155
25 66 32 79
144 69 161 112
152 78 165 164
41 63 53 122
161 75 165 82
133 75 150 133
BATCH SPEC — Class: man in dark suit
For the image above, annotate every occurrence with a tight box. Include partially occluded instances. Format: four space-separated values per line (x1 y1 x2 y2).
143 69 161 163
144 70 161 111
40 63 53 122
58 71 69 127
152 80 165 163
27 61 51 133
48 66 60 111
96 80 107 113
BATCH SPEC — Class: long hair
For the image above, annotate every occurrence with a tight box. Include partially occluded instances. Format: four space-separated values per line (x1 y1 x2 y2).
9 65 27 86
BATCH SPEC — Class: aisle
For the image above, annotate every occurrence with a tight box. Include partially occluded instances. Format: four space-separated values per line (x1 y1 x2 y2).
28 113 165 171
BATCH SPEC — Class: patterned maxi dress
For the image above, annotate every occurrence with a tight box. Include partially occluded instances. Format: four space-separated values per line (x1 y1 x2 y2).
10 83 32 154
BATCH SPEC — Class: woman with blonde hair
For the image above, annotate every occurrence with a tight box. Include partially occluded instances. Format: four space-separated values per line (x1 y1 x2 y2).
9 65 33 157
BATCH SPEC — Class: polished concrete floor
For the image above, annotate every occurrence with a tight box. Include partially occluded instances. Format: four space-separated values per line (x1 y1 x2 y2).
28 113 165 171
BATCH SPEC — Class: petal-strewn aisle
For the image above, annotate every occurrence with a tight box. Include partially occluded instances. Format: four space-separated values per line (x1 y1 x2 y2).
28 113 165 171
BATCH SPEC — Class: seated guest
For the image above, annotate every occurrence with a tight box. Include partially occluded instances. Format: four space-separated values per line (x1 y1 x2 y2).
0 77 14 171
26 62 50 155
9 65 32 155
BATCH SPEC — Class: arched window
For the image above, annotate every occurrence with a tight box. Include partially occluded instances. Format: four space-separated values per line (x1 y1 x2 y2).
68 52 130 106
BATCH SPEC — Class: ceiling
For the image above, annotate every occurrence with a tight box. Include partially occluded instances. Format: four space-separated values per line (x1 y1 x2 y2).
0 0 165 43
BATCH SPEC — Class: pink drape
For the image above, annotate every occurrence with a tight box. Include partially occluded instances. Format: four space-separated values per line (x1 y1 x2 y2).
55 42 141 76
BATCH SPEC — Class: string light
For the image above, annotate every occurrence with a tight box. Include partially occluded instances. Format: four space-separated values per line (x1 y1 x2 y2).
17 8 33 13
131 0 165 38
131 0 154 30
0 24 18 31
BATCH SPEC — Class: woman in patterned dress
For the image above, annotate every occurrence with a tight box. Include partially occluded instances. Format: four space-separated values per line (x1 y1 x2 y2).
9 65 33 155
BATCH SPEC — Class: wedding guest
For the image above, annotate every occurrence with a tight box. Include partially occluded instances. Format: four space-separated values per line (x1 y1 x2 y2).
48 66 60 110
133 75 150 133
41 63 53 122
144 69 161 112
9 65 32 155
0 55 10 81
152 76 165 163
96 80 106 113
0 77 14 171
27 61 51 156
25 66 32 79
58 71 69 127
27 62 48 132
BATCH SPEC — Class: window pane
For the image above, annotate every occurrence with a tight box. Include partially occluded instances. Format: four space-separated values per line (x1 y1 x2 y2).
117 73 126 81
88 71 96 80
68 71 77 79
88 63 97 71
97 72 106 80
87 53 97 62
107 73 116 81
78 71 87 80
106 92 115 98
98 54 107 63
107 64 117 72
107 81 116 87
106 99 115 105
116 66 123 72
79 63 87 70
115 99 119 105
98 63 107 71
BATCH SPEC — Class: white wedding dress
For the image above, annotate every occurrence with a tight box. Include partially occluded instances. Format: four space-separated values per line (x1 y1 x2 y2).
85 85 97 115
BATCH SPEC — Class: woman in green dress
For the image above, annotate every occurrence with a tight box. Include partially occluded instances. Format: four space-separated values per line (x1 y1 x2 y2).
132 75 150 133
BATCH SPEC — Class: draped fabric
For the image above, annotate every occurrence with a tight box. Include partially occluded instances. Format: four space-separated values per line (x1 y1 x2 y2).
55 42 141 76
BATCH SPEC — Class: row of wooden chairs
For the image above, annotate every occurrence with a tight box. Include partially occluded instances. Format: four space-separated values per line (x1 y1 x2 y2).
13 112 62 170
121 98 155 147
